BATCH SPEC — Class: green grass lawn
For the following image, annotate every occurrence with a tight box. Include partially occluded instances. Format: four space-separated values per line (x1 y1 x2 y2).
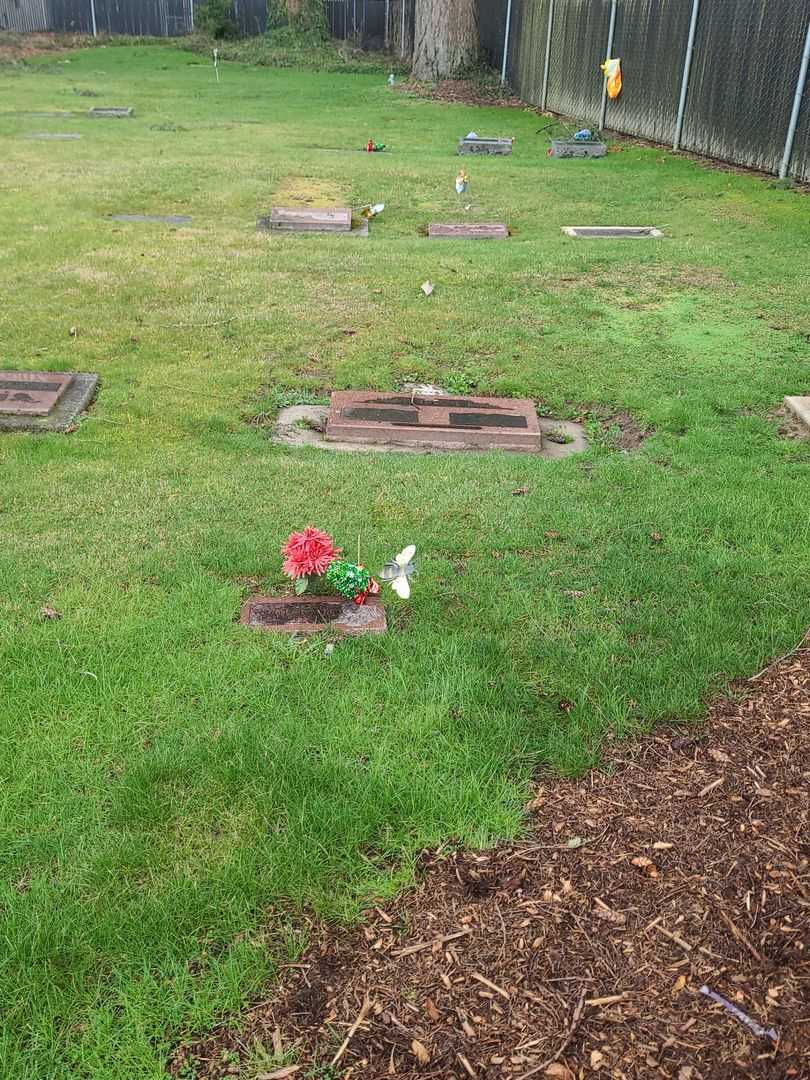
1 41 809 1079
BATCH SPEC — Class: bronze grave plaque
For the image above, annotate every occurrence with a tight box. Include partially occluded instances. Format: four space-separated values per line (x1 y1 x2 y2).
0 371 98 433
325 391 542 451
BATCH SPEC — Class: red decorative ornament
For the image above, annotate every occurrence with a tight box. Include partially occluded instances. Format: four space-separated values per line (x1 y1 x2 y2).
353 578 380 606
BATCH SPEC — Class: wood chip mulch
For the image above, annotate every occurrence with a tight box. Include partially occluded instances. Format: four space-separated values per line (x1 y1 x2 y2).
396 79 527 110
171 644 810 1080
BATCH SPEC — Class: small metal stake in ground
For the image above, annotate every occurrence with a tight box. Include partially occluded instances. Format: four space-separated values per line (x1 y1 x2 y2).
0 371 98 433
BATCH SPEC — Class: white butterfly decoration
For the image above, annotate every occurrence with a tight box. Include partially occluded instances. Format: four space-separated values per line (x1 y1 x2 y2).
379 545 417 599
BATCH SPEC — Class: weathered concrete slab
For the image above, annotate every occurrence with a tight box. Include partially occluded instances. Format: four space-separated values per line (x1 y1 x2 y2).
562 226 663 238
550 138 607 158
257 207 368 236
88 106 134 118
264 206 351 233
240 595 387 635
429 223 508 240
25 132 82 140
326 391 542 452
784 396 810 432
111 214 192 225
0 372 98 433
458 136 513 155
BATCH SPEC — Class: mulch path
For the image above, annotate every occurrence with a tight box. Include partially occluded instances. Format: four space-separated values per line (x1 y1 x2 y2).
171 642 810 1080
396 79 527 110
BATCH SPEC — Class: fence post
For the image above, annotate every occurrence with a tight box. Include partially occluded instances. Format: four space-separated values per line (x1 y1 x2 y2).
598 0 617 131
541 0 555 111
384 0 389 48
89 0 97 37
673 0 700 151
500 0 513 85
188 0 193 32
779 15 810 179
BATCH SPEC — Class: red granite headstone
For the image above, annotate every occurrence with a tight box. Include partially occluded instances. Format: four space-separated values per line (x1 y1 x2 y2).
325 391 542 451
0 372 73 416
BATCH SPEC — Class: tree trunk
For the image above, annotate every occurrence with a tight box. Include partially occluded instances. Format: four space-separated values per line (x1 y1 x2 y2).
412 0 479 80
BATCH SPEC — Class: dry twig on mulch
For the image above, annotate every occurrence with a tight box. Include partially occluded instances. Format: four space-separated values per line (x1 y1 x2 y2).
171 646 810 1080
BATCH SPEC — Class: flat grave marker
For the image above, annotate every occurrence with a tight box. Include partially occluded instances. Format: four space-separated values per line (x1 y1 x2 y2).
325 390 542 452
88 107 134 118
258 206 369 236
429 223 508 240
550 138 607 159
25 132 82 141
240 595 387 635
784 396 810 432
458 136 513 155
562 226 663 238
111 214 192 225
0 371 98 433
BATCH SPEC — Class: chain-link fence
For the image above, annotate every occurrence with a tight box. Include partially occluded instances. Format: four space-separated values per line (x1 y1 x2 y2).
479 0 810 182
325 0 414 54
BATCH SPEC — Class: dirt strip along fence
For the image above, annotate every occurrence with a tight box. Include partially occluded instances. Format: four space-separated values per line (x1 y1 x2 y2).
479 0 810 183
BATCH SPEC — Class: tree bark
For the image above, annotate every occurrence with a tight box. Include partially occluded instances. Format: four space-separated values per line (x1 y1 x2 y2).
412 0 479 80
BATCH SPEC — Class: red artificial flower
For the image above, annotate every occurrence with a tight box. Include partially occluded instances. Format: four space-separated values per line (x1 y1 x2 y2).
281 526 340 579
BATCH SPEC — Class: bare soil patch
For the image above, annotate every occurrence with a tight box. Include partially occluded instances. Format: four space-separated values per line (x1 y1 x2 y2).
171 641 810 1079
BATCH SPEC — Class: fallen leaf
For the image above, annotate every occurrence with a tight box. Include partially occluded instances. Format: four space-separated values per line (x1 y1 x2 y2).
650 531 663 543
425 998 440 1021
40 605 61 620
708 748 731 763
257 1068 301 1079
512 486 529 496
653 841 674 850
673 974 687 994
567 836 589 849
544 530 561 539
421 280 434 296
411 1039 430 1065
564 589 585 598
632 855 653 867
590 1049 605 1069
544 1064 574 1079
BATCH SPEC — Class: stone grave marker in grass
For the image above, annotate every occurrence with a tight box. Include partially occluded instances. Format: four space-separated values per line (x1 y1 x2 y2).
111 214 192 225
257 206 369 236
784 396 810 432
550 137 607 158
325 391 543 452
240 595 387 635
458 136 513 155
0 372 98 433
88 107 134 118
429 223 507 240
25 133 82 141
562 226 663 238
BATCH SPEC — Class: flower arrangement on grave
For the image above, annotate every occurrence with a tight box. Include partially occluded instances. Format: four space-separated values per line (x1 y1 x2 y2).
281 527 417 605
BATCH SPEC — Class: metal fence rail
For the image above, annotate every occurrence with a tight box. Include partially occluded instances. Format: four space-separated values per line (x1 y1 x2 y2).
480 0 810 183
